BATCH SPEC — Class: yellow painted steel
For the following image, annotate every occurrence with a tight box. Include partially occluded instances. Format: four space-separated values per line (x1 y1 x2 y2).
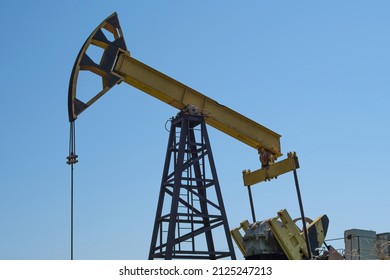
267 209 309 260
230 210 329 260
230 220 250 257
243 152 299 186
114 53 282 156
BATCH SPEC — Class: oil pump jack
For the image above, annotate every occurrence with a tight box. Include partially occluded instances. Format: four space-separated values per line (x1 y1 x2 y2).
67 13 331 260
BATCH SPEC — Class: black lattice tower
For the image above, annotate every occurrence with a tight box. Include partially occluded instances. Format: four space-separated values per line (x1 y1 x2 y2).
148 113 236 260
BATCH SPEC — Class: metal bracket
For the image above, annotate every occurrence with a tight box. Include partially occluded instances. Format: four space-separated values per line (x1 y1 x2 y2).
243 152 299 186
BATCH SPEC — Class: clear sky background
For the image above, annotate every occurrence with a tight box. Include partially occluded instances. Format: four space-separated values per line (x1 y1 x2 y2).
0 0 389 260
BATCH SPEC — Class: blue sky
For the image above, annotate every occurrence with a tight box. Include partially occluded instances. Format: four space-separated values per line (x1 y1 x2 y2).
0 0 389 260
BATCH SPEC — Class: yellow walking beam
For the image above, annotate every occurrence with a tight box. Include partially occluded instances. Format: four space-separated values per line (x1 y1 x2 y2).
114 54 281 155
68 13 282 157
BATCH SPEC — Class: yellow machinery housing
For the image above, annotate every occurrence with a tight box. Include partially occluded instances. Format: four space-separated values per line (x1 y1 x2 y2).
231 209 330 260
